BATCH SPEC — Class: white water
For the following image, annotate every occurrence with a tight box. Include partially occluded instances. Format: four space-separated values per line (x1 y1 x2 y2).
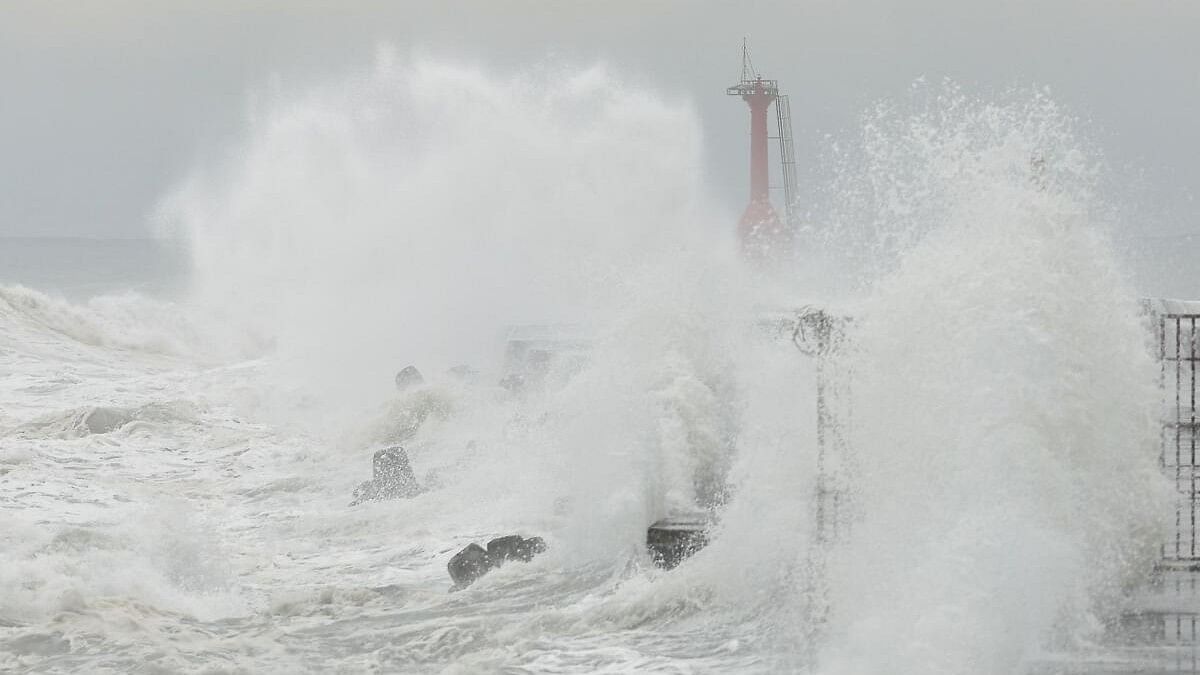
818 87 1171 674
0 58 1172 673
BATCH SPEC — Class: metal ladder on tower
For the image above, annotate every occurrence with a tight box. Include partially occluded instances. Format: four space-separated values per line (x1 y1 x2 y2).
775 94 799 226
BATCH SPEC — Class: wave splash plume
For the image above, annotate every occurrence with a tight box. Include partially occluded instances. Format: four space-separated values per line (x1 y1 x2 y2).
0 62 1171 673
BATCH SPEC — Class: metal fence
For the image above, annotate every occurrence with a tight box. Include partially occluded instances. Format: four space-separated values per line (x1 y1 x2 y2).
1153 300 1200 568
790 299 1200 564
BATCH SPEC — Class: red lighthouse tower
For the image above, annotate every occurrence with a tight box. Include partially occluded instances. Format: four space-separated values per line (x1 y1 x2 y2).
727 43 795 260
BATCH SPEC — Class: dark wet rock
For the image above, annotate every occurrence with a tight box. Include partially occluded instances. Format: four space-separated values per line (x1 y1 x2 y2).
350 481 394 506
350 446 422 505
372 446 419 488
647 514 710 570
394 365 425 391
485 535 523 561
448 534 547 590
486 535 547 563
527 536 547 555
448 543 494 589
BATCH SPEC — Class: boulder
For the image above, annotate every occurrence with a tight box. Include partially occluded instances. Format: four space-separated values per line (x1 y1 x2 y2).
394 365 425 391
372 446 419 492
448 543 494 589
350 446 422 505
486 535 547 564
528 536 548 555
447 534 547 590
647 514 710 570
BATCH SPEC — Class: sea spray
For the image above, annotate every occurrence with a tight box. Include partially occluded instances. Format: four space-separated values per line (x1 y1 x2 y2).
0 54 1179 671
159 52 732 418
814 86 1170 674
157 54 763 585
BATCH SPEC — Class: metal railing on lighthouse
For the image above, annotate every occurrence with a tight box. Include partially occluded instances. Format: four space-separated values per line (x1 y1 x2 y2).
727 40 799 258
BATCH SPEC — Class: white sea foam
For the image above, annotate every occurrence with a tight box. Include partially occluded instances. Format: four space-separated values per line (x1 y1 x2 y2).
0 61 1173 673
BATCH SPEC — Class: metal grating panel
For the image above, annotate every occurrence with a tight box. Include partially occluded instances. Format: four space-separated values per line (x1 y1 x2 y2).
1158 308 1200 567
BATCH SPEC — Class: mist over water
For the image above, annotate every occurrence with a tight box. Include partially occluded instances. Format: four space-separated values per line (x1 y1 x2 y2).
161 53 739 413
0 57 1172 673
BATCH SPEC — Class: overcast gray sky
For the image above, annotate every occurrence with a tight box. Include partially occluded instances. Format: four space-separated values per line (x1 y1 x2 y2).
1 0 1197 241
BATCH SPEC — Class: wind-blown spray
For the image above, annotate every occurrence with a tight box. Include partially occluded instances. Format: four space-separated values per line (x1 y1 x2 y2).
813 86 1170 674
161 52 732 413
100 63 1171 673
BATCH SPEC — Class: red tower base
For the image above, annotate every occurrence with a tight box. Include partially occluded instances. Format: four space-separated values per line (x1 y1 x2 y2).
738 197 790 260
